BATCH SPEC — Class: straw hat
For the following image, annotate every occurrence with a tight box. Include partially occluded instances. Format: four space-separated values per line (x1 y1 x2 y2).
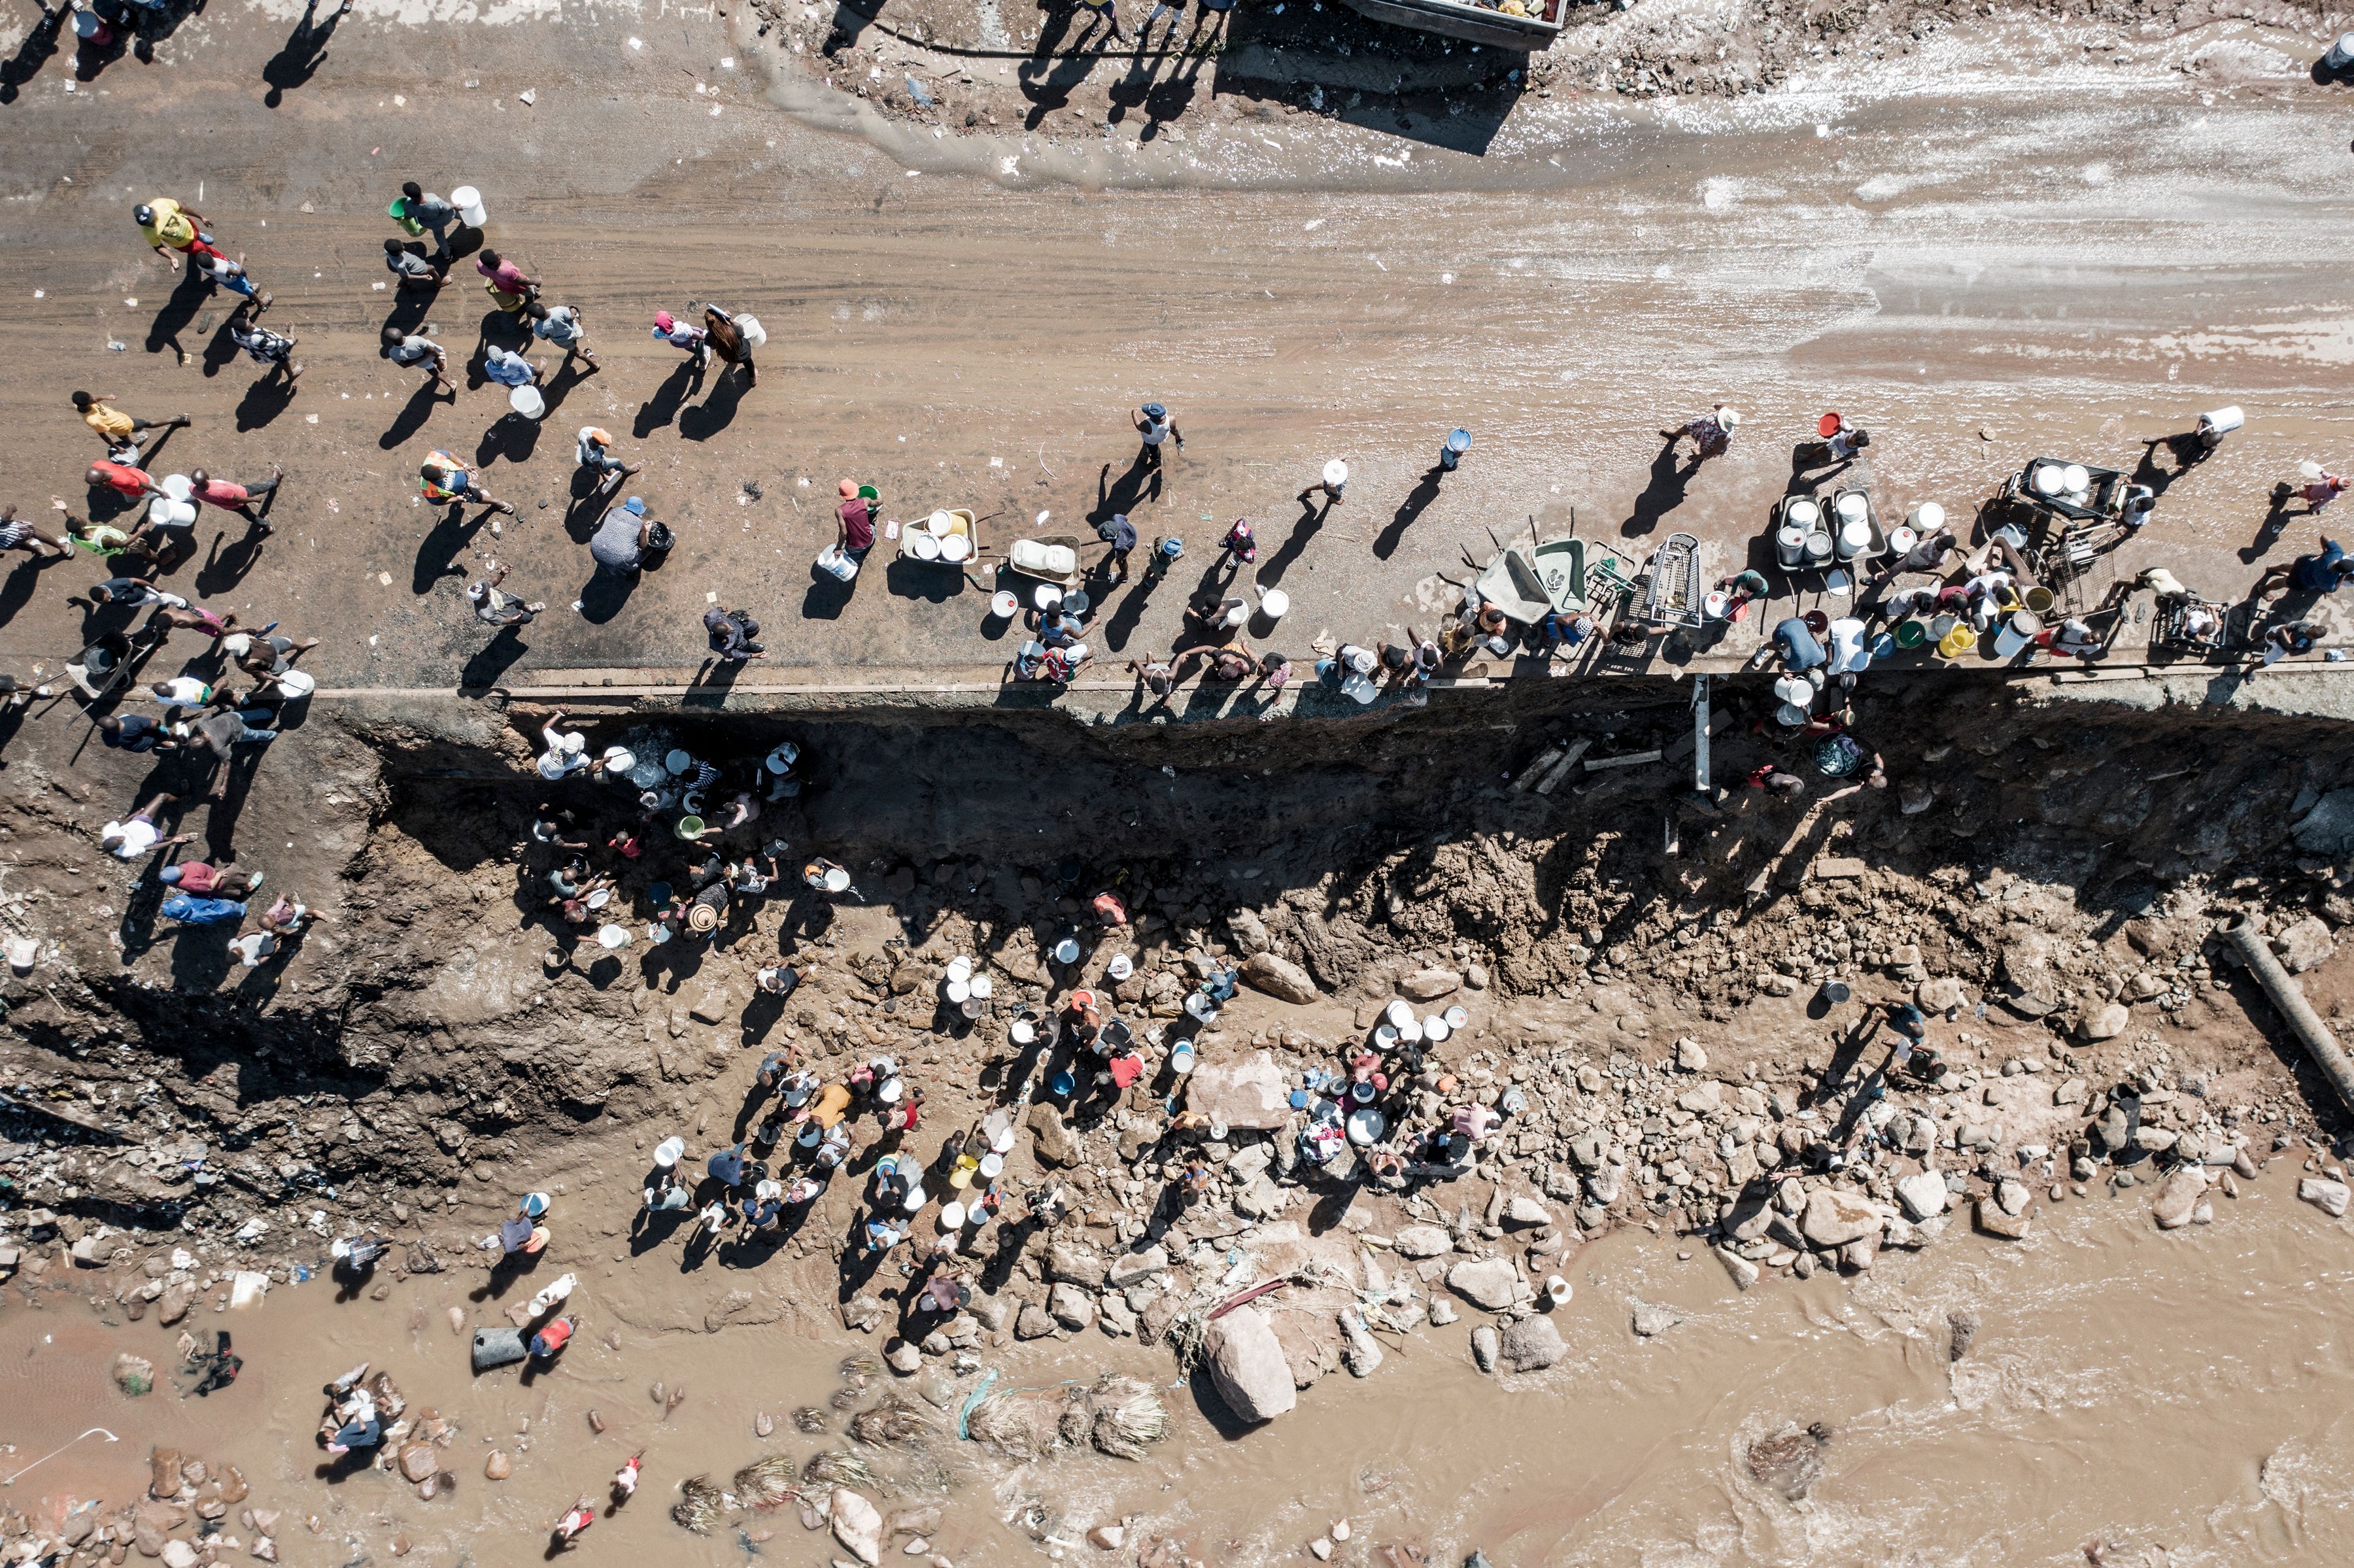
654 1137 686 1168
687 901 719 933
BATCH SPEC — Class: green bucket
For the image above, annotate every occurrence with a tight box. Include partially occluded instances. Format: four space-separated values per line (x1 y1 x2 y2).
675 815 706 840
1894 621 1928 648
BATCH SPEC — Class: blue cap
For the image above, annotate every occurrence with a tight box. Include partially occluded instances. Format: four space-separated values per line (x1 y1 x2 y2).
623 497 645 516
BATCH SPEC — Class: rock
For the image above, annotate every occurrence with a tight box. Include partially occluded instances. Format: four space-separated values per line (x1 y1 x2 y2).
842 1294 885 1333
1047 1241 1109 1288
1465 963 1488 990
1026 1102 1081 1168
1399 968 1461 1002
482 1449 513 1480
1584 1163 1624 1205
1232 1172 1287 1220
1900 778 1935 815
1309 1539 1333 1561
1015 1303 1059 1340
1048 1283 1096 1331
1497 1316 1565 1373
1446 1257 1520 1311
250 1540 277 1563
2079 1002 2130 1042
1567 1130 1611 1170
1501 1197 1551 1228
1629 1299 1680 1337
1241 952 1318 1004
1469 1325 1500 1374
1714 1246 1761 1289
1915 977 1968 1013
150 1448 182 1499
1675 1038 1709 1072
2299 1177 2350 1218
1337 1310 1384 1377
830 1488 883 1566
1225 908 1271 955
398 1444 437 1483
160 1544 198 1568
1427 1298 1459 1326
1391 1224 1454 1259
1675 1081 1722 1116
885 1340 923 1374
1182 1050 1292 1130
2274 915 2336 974
1201 1305 1296 1422
157 1286 191 1326
2151 1167 2206 1229
1973 1197 2031 1240
1089 1524 1127 1550
884 1506 942 1539
1839 1233 1879 1273
1105 1244 1168 1287
1800 1189 1883 1249
1896 1172 1949 1221
1227 1143 1273 1184
2053 1077 2089 1106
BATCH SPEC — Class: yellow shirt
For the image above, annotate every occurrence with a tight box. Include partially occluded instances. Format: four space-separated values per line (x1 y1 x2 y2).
141 198 196 250
84 402 135 440
811 1083 851 1130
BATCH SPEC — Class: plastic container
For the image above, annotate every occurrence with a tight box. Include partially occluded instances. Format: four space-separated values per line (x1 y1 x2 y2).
1423 1014 1450 1044
1774 701 1809 727
1803 531 1834 564
815 545 859 583
1703 590 1730 621
823 866 851 893
2024 586 2055 615
939 535 972 564
1834 492 1868 524
1817 411 1843 438
1786 498 1821 527
2032 464 2065 496
979 1151 1004 1180
1346 1107 1388 1146
1052 936 1080 964
1385 998 1416 1030
451 185 488 227
1894 621 1928 648
1322 459 1349 488
1938 625 1977 658
2061 464 2090 496
989 589 1019 619
1033 583 1063 613
160 473 194 501
3 936 35 973
596 923 630 949
471 1326 527 1373
1259 587 1289 621
2327 32 2354 68
735 314 767 350
675 813 704 839
1106 954 1134 981
1907 501 1945 532
945 978 970 1006
509 384 545 419
1169 1042 1196 1074
1544 1275 1573 1307
910 532 941 562
1887 525 1917 558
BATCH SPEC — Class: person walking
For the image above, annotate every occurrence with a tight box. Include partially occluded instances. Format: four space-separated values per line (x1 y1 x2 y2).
382 237 443 292
191 250 269 313
0 504 73 562
135 197 223 271
390 182 459 258
1216 517 1256 571
527 301 600 375
188 466 282 532
1074 0 1125 44
651 310 708 369
419 451 515 515
466 562 544 628
1133 401 1184 471
2273 467 2347 518
2251 535 2352 600
704 605 765 662
702 305 757 387
86 456 161 504
1136 0 1184 48
575 427 640 498
1662 403 1738 463
72 392 187 460
482 343 539 390
230 316 302 386
381 328 454 394
1298 459 1348 507
475 249 539 316
1095 511 1136 585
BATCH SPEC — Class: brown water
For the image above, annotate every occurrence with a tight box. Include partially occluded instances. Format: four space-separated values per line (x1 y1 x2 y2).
10 1171 2353 1566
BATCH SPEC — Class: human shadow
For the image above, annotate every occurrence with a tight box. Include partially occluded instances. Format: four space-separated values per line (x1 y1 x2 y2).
800 568 857 622
1259 497 1330 590
0 6 63 105
578 570 638 626
193 528 267 598
413 504 490 595
1017 9 1098 133
459 626 531 694
1091 453 1159 521
2130 434 2211 502
378 380 448 452
475 411 542 468
144 268 214 360
261 0 347 107
633 358 699 439
679 373 747 443
1096 571 1159 654
233 373 298 433
1374 466 1444 561
2240 490 2300 565
1623 437 1695 537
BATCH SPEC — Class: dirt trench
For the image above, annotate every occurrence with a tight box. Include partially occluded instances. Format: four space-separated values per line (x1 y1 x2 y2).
2 677 2351 1265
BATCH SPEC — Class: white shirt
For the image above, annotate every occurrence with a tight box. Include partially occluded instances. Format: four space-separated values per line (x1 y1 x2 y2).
1827 617 1871 675
103 817 159 859
1138 414 1170 447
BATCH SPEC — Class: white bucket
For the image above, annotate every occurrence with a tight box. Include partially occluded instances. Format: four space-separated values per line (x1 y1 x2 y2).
947 955 973 983
1803 531 1833 562
979 1151 1004 1179
910 532 941 561
902 1185 927 1214
823 866 851 893
2201 404 2244 436
2032 464 2064 496
2327 31 2354 67
1009 1018 1036 1046
735 314 766 350
1259 588 1289 621
3 936 37 972
1545 1275 1572 1306
1834 492 1868 524
1052 936 1080 964
1322 459 1349 488
1423 1014 1450 1044
945 978 970 1006
451 185 488 228
816 545 859 583
1443 1004 1469 1029
1888 526 1917 558
509 384 545 419
1106 955 1133 981
1034 583 1063 613
1839 518 1871 556
276 668 316 697
2062 464 2090 496
940 1201 966 1230
1385 998 1415 1030
1785 498 1820 526
1907 502 1944 532
1777 524 1807 556
596 923 630 949
940 535 972 564
989 590 1019 619
1396 1016 1424 1046
160 473 193 501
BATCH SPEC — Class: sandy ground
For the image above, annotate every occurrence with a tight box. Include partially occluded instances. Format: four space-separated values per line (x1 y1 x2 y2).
0 0 2349 708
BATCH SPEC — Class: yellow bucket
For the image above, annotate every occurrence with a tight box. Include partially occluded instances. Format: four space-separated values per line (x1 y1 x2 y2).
1939 625 1978 658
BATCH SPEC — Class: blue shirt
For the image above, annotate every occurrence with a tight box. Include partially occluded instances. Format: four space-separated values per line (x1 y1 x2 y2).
1771 617 1828 671
2291 539 2346 594
706 1146 747 1186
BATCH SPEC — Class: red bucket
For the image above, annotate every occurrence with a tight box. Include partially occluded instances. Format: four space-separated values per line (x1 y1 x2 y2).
1817 411 1843 438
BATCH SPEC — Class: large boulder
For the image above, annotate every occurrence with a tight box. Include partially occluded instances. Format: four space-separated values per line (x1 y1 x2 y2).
1390 1224 1454 1259
1446 1257 1521 1312
1398 968 1461 1001
1048 1283 1096 1331
2151 1167 2206 1230
1241 953 1318 1004
1182 1051 1291 1131
1201 1305 1295 1423
2079 1002 2130 1042
1800 1189 1883 1250
1895 1172 1949 1222
830 1488 883 1566
1497 1316 1565 1373
1026 1102 1081 1167
2293 788 2354 857
2299 1177 2350 1218
1046 1241 1108 1288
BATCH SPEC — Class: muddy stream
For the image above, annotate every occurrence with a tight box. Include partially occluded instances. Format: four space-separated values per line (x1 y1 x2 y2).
9 1171 2350 1567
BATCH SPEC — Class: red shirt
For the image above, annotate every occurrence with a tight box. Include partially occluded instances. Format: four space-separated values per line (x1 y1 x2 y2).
192 478 249 509
91 461 152 496
173 862 221 894
838 499 875 552
1109 1053 1144 1089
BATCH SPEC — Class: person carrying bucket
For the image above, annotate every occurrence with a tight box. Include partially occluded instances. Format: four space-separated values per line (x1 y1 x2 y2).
1299 459 1348 508
804 856 854 897
1438 427 1473 473
390 183 459 258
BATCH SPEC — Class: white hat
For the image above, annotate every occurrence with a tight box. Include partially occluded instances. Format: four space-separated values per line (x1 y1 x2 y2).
654 1137 685 1168
1716 407 1741 428
220 634 254 656
560 732 585 754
